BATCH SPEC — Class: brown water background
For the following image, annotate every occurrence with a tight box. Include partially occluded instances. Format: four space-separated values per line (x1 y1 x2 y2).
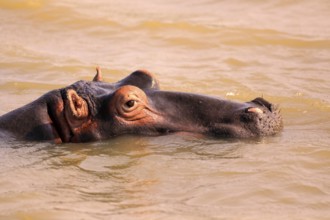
0 0 330 219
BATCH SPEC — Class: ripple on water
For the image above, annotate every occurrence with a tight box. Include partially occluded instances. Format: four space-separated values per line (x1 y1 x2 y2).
1 0 330 219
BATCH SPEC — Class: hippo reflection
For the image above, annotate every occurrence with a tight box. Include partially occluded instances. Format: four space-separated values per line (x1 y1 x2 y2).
0 68 282 143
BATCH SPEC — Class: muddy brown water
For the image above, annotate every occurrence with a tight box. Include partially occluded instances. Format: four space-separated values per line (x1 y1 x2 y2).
0 0 330 219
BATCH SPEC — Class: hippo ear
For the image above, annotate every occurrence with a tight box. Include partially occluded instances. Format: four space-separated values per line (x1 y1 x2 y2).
65 89 89 130
93 66 103 82
116 70 160 90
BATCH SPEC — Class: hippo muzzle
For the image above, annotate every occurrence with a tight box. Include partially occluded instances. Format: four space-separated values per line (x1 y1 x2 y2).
0 68 283 143
145 90 282 138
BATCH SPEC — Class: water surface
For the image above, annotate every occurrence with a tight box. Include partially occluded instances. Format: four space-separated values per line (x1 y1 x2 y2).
0 0 330 219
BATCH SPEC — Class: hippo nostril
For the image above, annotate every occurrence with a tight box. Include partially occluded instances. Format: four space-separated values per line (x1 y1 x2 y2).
246 107 264 114
251 97 273 112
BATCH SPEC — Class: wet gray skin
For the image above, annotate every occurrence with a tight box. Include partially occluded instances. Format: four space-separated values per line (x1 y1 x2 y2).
0 68 282 143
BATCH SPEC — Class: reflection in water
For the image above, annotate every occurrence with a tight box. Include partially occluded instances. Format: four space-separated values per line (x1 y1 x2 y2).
0 135 247 218
0 130 329 219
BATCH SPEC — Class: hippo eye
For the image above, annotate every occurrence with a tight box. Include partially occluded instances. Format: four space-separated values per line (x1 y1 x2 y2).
111 85 151 120
125 100 135 108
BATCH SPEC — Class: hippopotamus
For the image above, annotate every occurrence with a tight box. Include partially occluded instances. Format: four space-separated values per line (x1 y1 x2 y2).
0 68 282 143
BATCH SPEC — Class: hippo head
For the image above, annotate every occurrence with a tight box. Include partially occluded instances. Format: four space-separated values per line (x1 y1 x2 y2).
0 68 282 143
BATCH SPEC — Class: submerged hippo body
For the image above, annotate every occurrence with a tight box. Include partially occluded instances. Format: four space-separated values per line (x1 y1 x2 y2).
0 68 282 143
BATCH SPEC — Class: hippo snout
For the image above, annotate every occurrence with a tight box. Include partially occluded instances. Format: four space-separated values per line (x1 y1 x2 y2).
240 97 283 137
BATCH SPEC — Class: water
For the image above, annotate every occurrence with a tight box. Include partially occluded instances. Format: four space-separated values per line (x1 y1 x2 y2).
0 0 330 219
